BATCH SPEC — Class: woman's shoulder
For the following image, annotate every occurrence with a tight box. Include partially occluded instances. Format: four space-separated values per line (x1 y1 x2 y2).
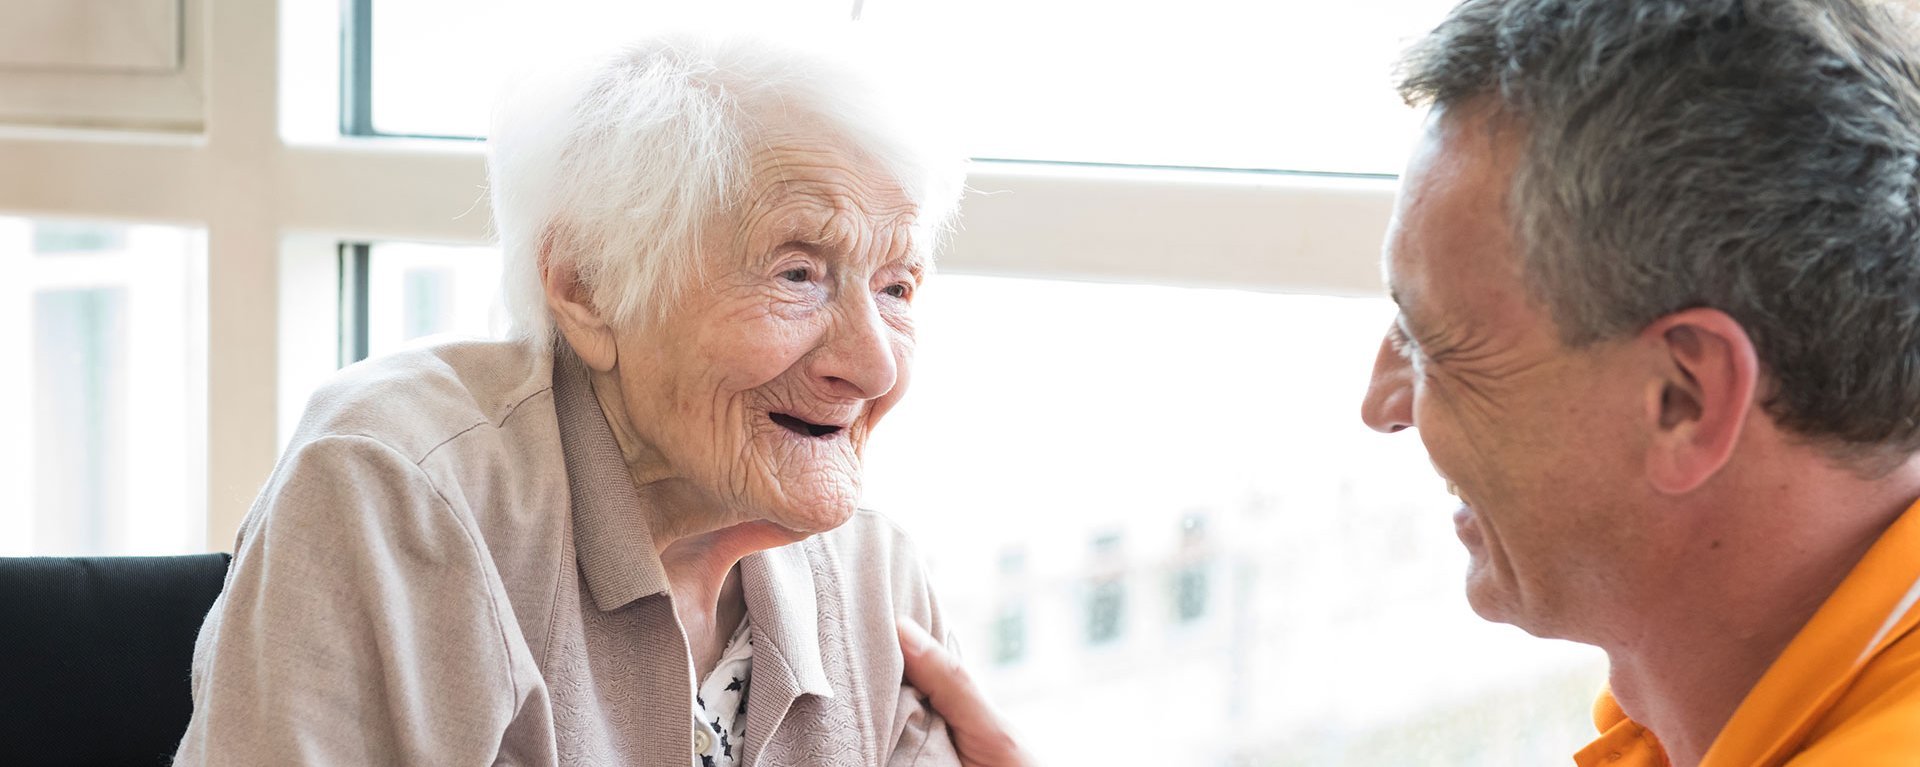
292 337 554 463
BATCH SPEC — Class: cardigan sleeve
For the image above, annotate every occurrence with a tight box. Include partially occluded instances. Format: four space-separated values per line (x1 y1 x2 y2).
173 434 524 765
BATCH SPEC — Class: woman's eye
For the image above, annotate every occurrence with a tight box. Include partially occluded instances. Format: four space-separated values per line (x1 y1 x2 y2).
881 283 911 299
780 267 811 283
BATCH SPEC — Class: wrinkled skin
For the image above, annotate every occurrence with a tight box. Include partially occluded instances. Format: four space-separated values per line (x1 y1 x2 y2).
594 129 925 542
1360 102 1659 641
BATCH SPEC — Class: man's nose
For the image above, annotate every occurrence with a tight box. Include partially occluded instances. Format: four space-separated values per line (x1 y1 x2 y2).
1361 329 1415 433
810 296 899 400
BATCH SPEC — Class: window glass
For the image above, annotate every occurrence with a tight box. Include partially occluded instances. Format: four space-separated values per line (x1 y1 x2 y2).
367 0 850 139
363 242 503 359
365 0 1455 174
992 548 1030 665
0 216 204 555
859 274 1608 766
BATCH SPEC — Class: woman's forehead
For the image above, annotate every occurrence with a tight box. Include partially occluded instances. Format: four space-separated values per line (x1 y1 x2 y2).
726 200 922 272
729 148 916 241
741 142 914 215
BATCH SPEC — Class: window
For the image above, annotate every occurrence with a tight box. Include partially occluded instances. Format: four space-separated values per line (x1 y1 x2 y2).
0 0 205 130
1084 532 1129 645
992 548 1031 666
0 217 205 556
1172 566 1208 624
360 0 1456 174
1084 579 1127 646
344 242 503 363
854 275 1607 765
992 604 1029 666
1172 514 1211 625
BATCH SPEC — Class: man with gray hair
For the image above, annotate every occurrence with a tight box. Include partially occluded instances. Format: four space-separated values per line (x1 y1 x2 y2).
899 1 1920 764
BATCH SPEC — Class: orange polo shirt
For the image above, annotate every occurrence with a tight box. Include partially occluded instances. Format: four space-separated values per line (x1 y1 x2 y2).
1574 498 1920 767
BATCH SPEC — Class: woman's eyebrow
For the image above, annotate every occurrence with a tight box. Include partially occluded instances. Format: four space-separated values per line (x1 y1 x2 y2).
775 239 825 257
901 253 929 281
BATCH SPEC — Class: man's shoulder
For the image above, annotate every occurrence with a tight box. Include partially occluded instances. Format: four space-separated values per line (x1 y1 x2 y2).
1795 634 1920 764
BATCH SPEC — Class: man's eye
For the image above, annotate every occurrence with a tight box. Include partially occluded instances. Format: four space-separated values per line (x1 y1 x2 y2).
881 283 911 299
780 267 811 283
1389 324 1421 359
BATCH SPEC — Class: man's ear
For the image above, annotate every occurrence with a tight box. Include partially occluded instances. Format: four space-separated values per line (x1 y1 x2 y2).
540 233 618 373
1640 308 1760 495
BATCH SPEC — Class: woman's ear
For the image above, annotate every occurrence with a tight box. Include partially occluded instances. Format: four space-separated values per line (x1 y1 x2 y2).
1641 308 1761 495
540 234 618 373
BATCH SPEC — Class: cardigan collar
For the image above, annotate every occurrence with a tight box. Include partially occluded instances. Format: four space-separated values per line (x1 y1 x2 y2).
550 344 833 700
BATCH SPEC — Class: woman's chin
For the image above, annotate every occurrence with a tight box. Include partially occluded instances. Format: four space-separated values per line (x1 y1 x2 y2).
706 519 816 550
741 464 862 535
762 499 857 537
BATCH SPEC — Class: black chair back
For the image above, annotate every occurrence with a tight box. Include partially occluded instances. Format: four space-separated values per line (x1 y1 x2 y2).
0 554 231 766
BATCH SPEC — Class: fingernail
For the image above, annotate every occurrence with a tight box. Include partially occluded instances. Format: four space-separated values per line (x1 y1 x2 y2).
895 616 929 653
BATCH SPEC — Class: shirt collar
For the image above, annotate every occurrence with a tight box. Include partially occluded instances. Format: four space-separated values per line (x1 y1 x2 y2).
552 343 835 700
1577 497 1920 767
740 542 835 701
552 346 670 611
1698 497 1920 766
1574 687 1668 767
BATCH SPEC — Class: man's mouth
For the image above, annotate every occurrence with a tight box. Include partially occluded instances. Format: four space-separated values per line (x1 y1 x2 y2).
770 412 845 438
1445 478 1471 506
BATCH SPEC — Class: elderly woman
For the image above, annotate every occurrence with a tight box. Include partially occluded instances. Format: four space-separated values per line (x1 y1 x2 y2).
175 34 964 766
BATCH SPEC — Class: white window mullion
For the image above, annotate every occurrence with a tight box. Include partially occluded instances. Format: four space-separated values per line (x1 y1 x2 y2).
0 130 207 223
200 0 282 551
950 165 1394 295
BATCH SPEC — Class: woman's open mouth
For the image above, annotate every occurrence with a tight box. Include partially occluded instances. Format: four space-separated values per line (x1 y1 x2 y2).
770 412 844 438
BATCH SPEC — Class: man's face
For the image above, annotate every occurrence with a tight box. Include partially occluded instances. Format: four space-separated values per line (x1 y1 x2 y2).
609 130 923 536
1361 104 1655 639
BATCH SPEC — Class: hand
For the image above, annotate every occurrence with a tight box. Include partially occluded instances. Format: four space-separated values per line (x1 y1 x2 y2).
896 618 1041 767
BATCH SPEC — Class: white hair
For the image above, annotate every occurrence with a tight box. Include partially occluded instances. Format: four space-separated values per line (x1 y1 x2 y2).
488 32 966 341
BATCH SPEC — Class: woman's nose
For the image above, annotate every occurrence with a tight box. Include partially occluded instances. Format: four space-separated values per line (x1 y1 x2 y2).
1361 330 1415 434
812 299 899 400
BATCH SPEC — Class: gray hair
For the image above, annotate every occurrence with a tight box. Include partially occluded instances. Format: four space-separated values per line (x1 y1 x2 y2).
1398 0 1920 456
488 33 965 341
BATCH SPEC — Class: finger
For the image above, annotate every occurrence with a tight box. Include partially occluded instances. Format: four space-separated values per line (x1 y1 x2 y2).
896 617 988 720
897 618 1040 767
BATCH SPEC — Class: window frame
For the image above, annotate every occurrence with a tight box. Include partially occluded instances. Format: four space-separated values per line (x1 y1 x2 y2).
0 0 207 131
0 0 1398 552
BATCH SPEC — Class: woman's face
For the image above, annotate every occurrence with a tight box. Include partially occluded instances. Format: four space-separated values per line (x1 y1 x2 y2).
609 132 924 535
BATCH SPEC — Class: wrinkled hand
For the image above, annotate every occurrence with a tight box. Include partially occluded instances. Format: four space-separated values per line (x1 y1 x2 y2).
896 618 1041 767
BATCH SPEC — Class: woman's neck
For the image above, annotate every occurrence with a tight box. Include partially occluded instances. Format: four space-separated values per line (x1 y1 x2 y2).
591 371 800 678
650 512 802 680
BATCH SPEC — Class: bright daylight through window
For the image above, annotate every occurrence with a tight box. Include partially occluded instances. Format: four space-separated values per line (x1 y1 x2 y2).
369 0 1452 174
0 217 205 556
